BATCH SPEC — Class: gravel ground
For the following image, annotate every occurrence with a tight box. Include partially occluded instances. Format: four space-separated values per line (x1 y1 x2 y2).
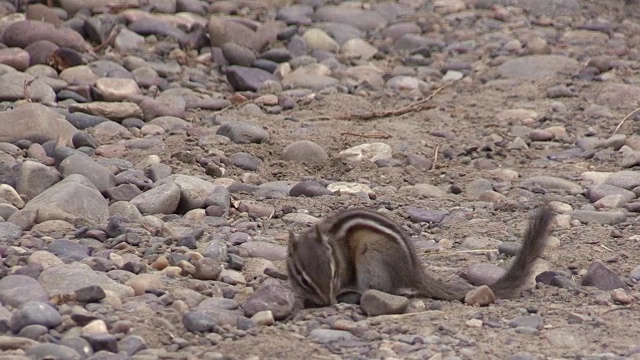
0 0 640 359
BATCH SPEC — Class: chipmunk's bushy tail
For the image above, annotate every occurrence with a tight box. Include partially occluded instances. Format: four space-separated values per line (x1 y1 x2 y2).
490 205 555 298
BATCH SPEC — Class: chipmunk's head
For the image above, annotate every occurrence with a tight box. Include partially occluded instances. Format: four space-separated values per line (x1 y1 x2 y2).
286 224 337 307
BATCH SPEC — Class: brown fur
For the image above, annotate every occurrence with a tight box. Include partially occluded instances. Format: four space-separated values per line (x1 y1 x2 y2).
287 205 555 306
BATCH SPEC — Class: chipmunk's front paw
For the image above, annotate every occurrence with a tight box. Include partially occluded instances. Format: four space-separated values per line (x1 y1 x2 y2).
336 289 362 304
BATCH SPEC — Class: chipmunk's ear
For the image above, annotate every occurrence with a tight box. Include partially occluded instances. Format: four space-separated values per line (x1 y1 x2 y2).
288 230 297 251
314 224 327 244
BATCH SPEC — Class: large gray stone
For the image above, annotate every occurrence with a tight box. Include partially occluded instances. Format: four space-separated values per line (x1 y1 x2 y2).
242 284 295 321
39 264 134 298
0 103 78 146
0 275 49 308
605 171 640 190
497 55 580 80
313 6 388 31
10 301 62 334
0 20 91 51
208 16 280 52
0 222 22 241
130 182 181 215
216 121 268 144
17 160 62 200
155 175 219 213
59 154 116 193
22 174 109 224
476 0 580 17
25 343 82 360
281 140 329 162
0 72 56 103
225 66 279 92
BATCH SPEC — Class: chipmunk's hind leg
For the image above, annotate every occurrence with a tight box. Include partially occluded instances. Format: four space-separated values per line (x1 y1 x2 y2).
354 243 394 294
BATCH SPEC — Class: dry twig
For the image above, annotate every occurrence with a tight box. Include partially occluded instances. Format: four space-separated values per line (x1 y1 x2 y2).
599 244 613 252
613 106 640 135
426 249 499 256
210 103 244 117
93 26 121 53
598 306 634 316
333 81 453 121
340 132 391 139
432 144 441 169
296 115 332 122
23 76 39 102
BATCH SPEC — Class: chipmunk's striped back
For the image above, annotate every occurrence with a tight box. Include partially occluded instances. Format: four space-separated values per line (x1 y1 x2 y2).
325 209 420 269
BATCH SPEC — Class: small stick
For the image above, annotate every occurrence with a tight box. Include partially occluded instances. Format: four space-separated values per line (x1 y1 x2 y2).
210 103 243 116
23 76 39 102
598 307 633 316
426 249 499 256
613 106 640 135
297 115 332 122
333 81 454 122
93 26 121 53
432 144 441 169
340 132 391 139
600 244 613 252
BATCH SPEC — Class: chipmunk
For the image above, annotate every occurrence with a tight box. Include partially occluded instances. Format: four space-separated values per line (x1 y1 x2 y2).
286 205 554 307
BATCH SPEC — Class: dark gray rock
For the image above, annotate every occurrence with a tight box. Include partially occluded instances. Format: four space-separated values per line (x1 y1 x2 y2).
117 335 148 355
25 343 82 360
47 239 90 262
61 337 93 358
581 261 628 291
128 18 187 42
229 152 260 171
404 207 447 223
10 301 62 333
75 285 106 303
1 20 90 51
289 180 332 197
66 112 108 129
221 43 256 67
17 324 49 340
216 121 268 144
360 289 409 316
72 132 97 149
105 184 142 202
243 284 295 320
508 315 544 329
309 329 356 344
82 333 118 353
225 66 279 92
182 311 218 332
